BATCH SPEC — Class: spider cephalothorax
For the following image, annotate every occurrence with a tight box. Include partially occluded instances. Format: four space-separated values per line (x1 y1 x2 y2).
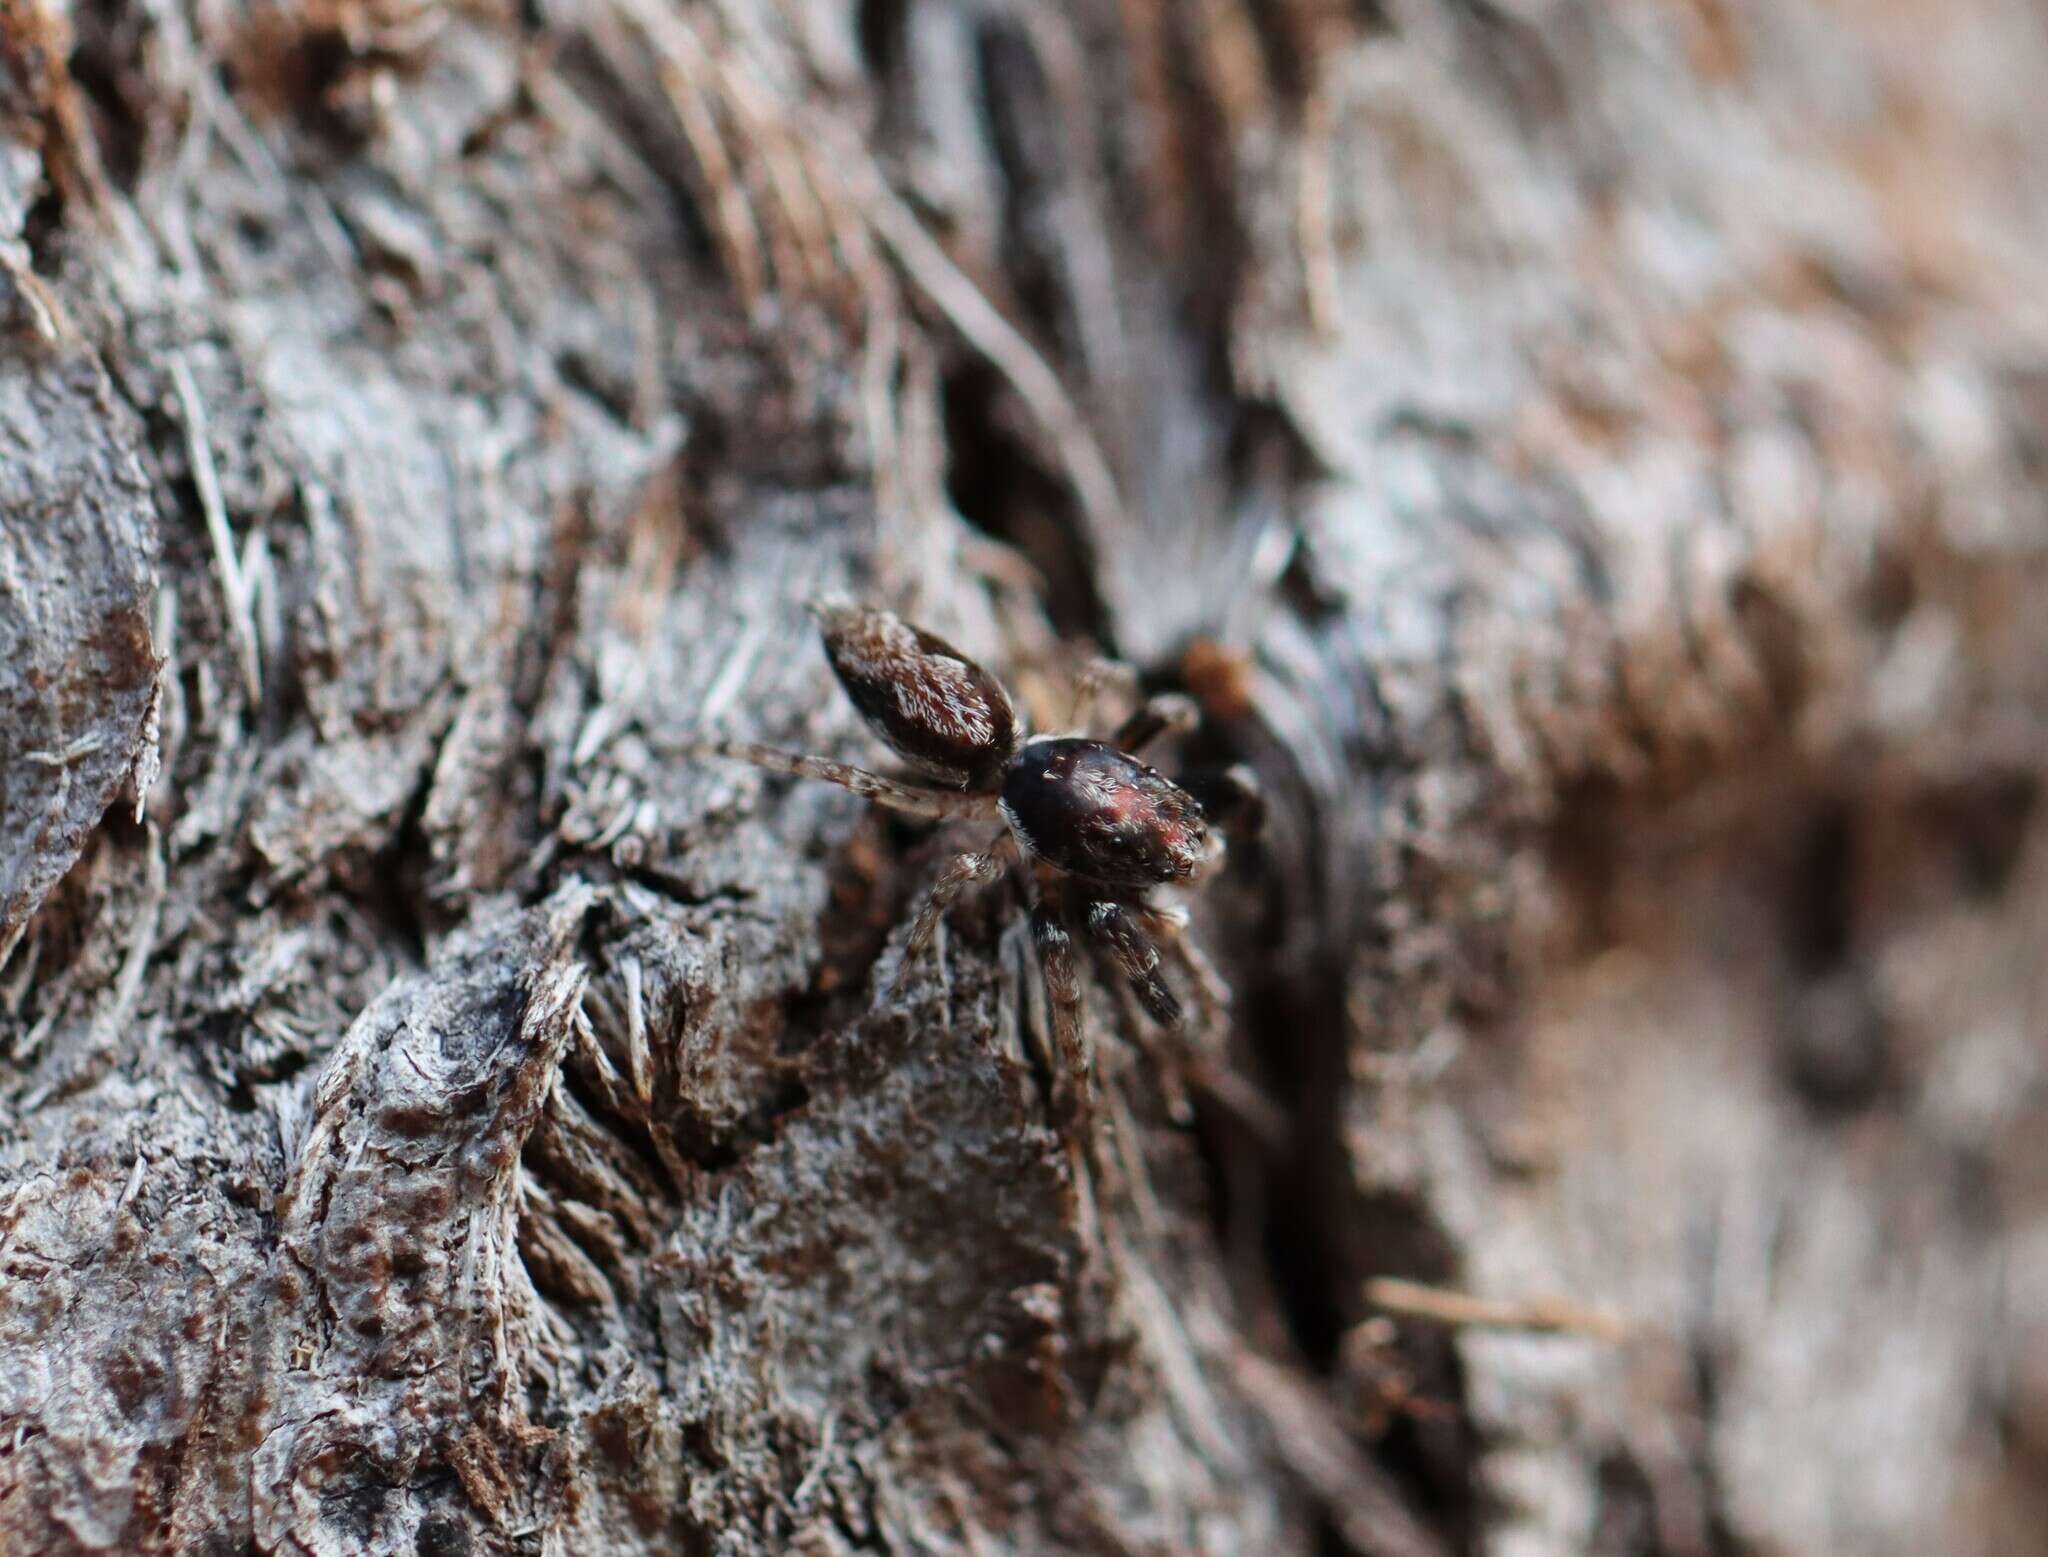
699 600 1260 1129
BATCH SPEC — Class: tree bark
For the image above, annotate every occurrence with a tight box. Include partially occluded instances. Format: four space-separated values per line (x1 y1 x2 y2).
3 0 2047 1553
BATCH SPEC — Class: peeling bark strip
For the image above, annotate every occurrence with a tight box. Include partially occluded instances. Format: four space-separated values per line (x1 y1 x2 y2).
1 0 2047 1554
0 349 159 956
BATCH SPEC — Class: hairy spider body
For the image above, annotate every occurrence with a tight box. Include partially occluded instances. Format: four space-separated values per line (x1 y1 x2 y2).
812 600 1017 789
999 738 1211 887
698 601 1258 1131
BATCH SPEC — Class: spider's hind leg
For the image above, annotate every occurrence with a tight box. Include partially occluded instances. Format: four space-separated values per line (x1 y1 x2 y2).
692 738 999 822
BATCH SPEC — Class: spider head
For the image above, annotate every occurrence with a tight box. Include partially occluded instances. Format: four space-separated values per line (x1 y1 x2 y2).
998 737 1214 888
812 599 1019 790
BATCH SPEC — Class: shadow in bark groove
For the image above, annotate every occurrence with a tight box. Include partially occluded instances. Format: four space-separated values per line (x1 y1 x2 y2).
942 358 1108 646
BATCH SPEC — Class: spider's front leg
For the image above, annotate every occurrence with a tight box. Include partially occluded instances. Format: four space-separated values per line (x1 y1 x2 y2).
1082 899 1182 1031
1029 884 1093 1137
1117 899 1279 1139
1135 902 1231 1032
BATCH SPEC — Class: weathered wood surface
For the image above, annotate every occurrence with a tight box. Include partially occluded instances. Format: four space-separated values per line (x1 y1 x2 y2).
2 0 2046 1552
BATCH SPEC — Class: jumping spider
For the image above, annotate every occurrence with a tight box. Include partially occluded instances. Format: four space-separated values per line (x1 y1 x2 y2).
698 600 1260 1131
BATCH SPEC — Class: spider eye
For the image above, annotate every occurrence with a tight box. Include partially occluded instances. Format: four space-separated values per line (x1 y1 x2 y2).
812 601 1018 788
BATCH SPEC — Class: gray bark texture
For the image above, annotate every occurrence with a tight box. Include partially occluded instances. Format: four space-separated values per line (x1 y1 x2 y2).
2 0 2046 1552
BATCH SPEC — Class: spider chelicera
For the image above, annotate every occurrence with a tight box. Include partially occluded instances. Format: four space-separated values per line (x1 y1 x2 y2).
697 600 1260 1131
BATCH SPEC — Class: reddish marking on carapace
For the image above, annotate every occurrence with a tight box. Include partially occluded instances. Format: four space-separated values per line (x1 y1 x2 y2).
999 738 1209 888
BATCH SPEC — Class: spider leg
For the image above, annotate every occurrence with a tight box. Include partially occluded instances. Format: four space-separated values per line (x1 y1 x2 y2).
1083 896 1210 1132
1113 693 1199 754
896 834 1017 980
1174 763 1264 835
1134 902 1231 1031
1069 658 1140 733
1029 886 1093 1135
1126 903 1287 1141
1082 899 1182 1031
694 738 1000 821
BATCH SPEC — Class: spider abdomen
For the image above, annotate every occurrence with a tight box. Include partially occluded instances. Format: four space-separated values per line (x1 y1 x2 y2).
814 600 1018 789
1000 738 1210 887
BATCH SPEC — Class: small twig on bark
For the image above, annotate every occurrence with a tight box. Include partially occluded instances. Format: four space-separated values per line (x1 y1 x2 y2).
1364 1277 1629 1342
170 353 262 707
